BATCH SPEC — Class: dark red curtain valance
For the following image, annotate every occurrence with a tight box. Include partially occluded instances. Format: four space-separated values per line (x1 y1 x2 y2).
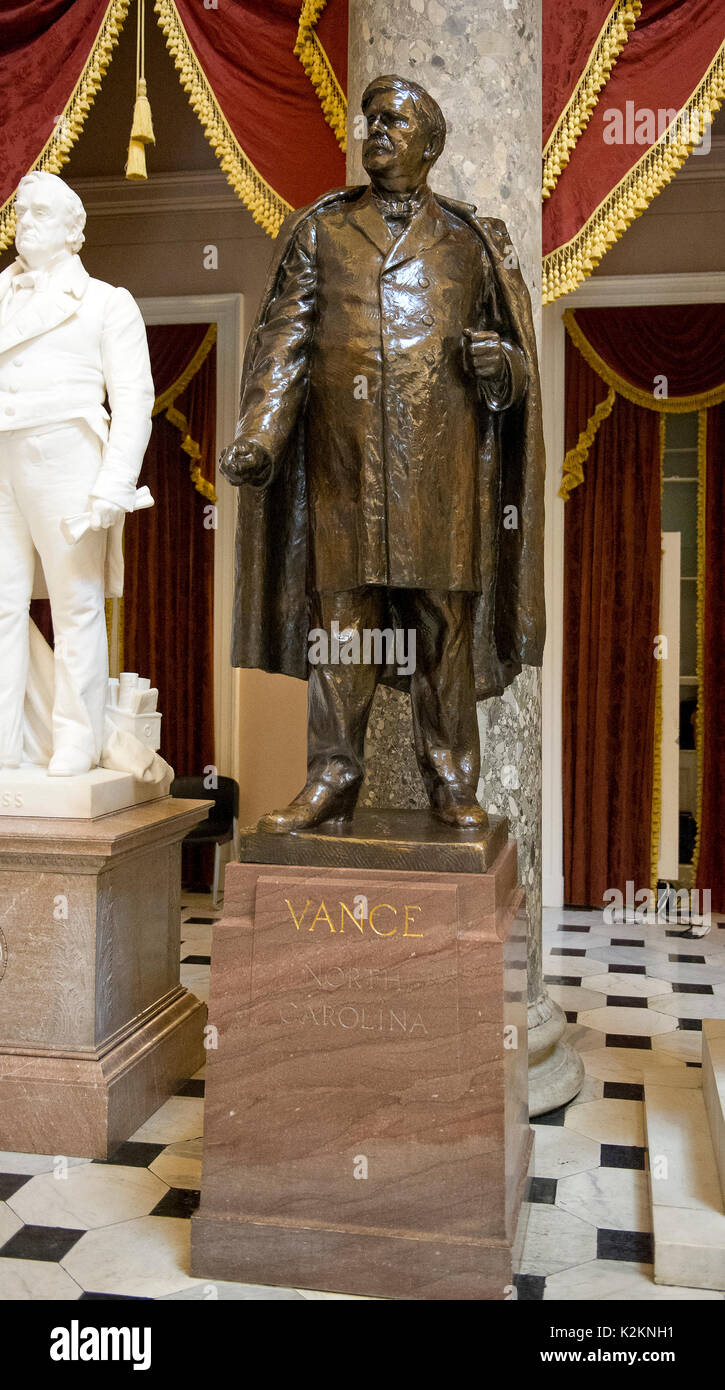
570 304 725 405
146 322 218 499
0 0 129 253
154 0 345 234
561 303 725 499
294 0 348 150
147 322 212 401
543 0 725 301
543 1 640 153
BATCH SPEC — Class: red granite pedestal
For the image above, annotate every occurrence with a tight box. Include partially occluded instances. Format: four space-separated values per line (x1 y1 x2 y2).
191 811 532 1300
0 798 210 1158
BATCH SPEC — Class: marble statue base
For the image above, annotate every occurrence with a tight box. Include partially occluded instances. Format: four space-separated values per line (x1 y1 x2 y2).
0 797 210 1158
0 765 171 820
191 814 532 1300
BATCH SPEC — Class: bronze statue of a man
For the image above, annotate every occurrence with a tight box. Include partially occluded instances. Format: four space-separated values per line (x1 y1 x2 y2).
221 75 545 833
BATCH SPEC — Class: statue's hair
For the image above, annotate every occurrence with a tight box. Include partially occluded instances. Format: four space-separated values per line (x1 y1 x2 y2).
362 74 446 161
16 171 86 253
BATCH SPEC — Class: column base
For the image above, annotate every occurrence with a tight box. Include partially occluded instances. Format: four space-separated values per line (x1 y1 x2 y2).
528 992 584 1118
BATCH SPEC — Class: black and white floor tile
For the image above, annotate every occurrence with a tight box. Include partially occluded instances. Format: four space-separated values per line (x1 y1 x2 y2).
0 896 723 1300
516 905 725 1301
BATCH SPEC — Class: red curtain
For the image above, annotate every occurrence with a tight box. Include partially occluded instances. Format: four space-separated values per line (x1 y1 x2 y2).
123 326 216 778
543 1 637 150
697 402 725 913
148 321 214 406
295 0 348 149
310 0 347 95
543 1 725 300
563 304 725 908
0 0 128 251
155 0 345 233
572 304 725 399
563 336 662 907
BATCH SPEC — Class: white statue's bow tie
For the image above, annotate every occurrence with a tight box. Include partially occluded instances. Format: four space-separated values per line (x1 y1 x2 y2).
13 269 46 292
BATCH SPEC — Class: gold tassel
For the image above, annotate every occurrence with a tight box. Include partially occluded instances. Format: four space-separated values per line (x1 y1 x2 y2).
130 75 155 143
125 0 153 181
125 137 147 180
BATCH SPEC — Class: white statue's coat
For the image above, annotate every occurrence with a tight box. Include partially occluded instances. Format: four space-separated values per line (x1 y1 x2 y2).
0 254 154 597
0 173 155 775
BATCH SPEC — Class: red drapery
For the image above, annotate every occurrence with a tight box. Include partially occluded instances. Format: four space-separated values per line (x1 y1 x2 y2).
570 304 725 402
543 1 640 156
124 324 216 777
561 304 725 503
543 0 725 301
148 321 214 406
563 336 662 907
0 0 129 252
294 0 348 150
154 0 345 234
562 304 725 910
697 403 725 913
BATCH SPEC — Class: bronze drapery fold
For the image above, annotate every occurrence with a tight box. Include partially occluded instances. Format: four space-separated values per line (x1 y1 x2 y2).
563 337 661 907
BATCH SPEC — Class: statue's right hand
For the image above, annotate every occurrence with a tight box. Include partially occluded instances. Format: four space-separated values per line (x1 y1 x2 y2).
219 441 273 488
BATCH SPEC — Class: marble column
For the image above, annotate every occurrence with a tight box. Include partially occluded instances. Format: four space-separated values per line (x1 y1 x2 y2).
348 0 583 1115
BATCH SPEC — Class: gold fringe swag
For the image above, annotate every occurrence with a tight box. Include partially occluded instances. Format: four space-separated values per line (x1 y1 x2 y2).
543 1 641 201
294 0 347 152
154 0 291 236
544 40 725 303
0 0 130 254
153 324 218 502
559 310 725 499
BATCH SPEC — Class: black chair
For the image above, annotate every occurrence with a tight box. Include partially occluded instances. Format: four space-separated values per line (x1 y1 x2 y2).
170 775 239 906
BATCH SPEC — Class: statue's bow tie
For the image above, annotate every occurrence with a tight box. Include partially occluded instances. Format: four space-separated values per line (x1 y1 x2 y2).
374 193 425 224
13 270 45 292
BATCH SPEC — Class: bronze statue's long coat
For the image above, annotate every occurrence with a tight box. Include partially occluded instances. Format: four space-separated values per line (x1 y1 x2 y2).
229 184 545 699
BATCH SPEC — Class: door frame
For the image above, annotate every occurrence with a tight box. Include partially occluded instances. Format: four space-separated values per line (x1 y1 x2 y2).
542 271 725 906
137 293 245 784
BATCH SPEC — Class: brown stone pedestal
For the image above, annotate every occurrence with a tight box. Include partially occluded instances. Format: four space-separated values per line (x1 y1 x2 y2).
0 798 210 1158
191 812 532 1300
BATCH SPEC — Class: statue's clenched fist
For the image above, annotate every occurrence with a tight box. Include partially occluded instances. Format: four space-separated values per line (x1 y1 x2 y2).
220 440 273 489
463 328 506 380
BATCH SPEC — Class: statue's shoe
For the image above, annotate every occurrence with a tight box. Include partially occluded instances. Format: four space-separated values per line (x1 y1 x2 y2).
47 749 94 777
432 787 489 830
0 756 20 769
259 781 358 834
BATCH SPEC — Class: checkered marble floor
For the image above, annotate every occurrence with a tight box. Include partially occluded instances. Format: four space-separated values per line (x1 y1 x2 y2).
517 904 725 1301
0 895 723 1300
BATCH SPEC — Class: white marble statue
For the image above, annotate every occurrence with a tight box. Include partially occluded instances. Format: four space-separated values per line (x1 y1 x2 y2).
0 171 155 776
